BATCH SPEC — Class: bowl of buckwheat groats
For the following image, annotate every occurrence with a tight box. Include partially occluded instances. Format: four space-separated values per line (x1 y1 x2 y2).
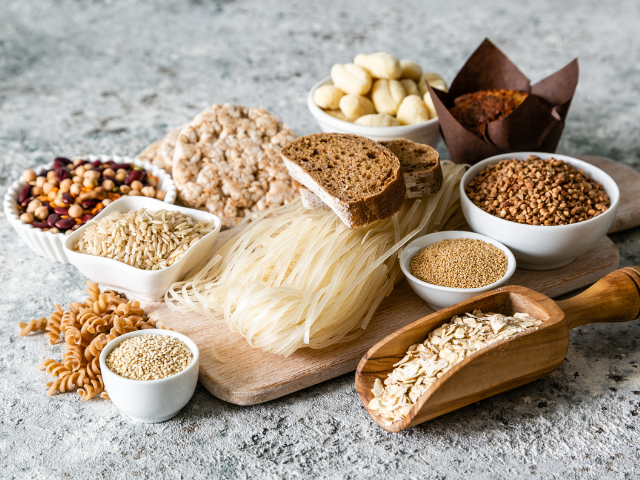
3 154 176 263
99 329 199 423
460 152 620 270
400 230 517 310
63 196 221 301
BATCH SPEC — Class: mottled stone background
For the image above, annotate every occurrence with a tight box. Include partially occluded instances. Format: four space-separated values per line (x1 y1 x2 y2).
1 1 640 478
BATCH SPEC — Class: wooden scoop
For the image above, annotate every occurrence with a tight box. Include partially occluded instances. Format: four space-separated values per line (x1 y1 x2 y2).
355 266 640 433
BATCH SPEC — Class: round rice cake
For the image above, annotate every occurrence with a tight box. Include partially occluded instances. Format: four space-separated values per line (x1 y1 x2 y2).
172 104 298 228
137 125 184 173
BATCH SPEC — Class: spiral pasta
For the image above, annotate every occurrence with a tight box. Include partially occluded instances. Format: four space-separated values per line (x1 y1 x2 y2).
18 317 47 336
45 305 63 345
19 281 172 402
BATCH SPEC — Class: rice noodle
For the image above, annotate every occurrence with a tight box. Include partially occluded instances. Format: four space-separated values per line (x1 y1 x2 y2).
166 162 466 357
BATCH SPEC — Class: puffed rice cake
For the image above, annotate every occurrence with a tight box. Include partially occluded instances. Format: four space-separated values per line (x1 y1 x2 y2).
172 104 298 228
137 125 184 174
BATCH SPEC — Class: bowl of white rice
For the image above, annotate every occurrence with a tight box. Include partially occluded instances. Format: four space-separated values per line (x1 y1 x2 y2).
63 196 221 301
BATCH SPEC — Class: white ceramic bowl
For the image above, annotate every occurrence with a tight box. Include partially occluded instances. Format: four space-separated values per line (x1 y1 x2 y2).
307 77 441 146
3 155 176 264
460 152 620 270
400 231 516 311
63 196 221 301
100 329 199 423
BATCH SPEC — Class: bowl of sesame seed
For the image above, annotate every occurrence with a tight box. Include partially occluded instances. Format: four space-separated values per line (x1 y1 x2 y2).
400 230 516 310
100 329 199 423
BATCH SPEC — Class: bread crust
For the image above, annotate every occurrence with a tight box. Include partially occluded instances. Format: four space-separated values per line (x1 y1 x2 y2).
281 133 406 228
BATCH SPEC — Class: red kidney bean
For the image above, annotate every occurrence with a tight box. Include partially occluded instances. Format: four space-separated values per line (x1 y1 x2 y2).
81 214 94 223
82 199 99 209
139 171 148 183
92 160 102 168
53 157 73 169
105 160 116 166
94 167 106 176
54 206 69 215
54 157 72 166
18 184 32 203
124 170 141 185
61 192 74 205
47 214 61 228
55 217 76 230
42 201 50 208
75 159 88 166
21 196 34 207
38 169 49 177
31 221 49 229
94 208 104 216
112 163 132 170
55 168 70 182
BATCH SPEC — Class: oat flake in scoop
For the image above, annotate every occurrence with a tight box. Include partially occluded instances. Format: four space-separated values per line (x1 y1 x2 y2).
75 208 215 270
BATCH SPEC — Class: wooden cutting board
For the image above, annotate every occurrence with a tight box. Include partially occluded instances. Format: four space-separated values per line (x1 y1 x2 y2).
141 155 639 406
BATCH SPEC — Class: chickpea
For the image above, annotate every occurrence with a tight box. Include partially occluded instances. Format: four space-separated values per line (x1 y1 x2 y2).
49 179 59 188
130 180 143 191
23 169 37 182
36 176 47 187
116 168 127 176
42 182 55 195
94 186 106 196
119 184 131 194
68 204 83 218
115 172 127 182
70 183 82 195
72 175 82 184
65 229 74 236
31 186 43 196
155 190 166 201
20 212 34 224
75 166 86 177
146 176 157 187
83 177 96 188
103 168 115 177
127 189 141 196
27 199 42 213
102 179 115 191
59 178 73 192
73 158 85 166
48 227 60 234
47 190 57 201
102 198 112 207
34 205 49 220
141 186 156 198
84 164 93 171
46 171 57 181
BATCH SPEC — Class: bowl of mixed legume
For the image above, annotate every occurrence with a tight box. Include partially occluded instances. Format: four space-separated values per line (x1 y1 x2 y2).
99 329 199 423
3 155 176 263
63 196 221 301
460 152 620 270
400 231 516 310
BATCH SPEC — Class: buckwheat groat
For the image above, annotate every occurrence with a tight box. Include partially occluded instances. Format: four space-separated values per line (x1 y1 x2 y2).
172 104 298 228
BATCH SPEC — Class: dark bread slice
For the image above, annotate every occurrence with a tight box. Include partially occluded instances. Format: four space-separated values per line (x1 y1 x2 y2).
280 133 406 227
379 139 442 198
293 180 330 210
296 139 443 209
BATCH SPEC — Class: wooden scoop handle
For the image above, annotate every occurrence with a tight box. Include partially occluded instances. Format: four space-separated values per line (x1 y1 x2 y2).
557 267 640 330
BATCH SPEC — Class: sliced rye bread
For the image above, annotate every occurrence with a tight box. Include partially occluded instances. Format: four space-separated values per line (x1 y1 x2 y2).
293 180 330 210
379 139 442 198
295 138 443 210
280 133 406 227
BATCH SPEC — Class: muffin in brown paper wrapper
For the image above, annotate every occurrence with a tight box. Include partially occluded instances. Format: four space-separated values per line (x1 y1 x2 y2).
431 38 579 165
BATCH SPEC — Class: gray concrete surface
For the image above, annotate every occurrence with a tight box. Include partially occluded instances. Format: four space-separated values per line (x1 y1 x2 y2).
1 1 640 478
